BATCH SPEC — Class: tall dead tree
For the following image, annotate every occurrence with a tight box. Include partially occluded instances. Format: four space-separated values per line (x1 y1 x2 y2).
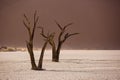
23 11 53 70
23 11 39 70
49 21 79 62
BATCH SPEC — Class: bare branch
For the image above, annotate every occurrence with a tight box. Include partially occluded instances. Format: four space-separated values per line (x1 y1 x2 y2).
23 20 29 29
32 11 39 40
63 22 73 30
38 27 47 38
33 11 39 26
64 33 69 38
57 22 73 43
62 33 79 42
23 14 30 24
54 20 62 30
23 20 32 39
34 10 37 22
67 33 79 38
48 32 55 46
35 16 39 24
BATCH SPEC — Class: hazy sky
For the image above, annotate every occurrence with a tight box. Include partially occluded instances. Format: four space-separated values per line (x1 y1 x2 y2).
0 0 120 49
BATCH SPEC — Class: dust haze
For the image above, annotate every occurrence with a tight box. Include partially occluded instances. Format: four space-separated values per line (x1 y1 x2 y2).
0 0 120 49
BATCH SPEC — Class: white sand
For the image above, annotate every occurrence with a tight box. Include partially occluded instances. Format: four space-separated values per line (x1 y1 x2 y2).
0 50 120 80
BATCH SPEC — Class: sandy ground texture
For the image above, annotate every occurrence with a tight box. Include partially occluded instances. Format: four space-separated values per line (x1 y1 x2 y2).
0 50 120 80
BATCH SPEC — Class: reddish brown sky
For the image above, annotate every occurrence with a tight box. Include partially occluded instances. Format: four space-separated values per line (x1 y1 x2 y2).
0 0 120 49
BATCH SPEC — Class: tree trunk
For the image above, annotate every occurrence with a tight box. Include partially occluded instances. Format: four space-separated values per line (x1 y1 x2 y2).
51 44 57 62
52 53 59 62
52 42 62 62
38 41 48 70
26 42 38 70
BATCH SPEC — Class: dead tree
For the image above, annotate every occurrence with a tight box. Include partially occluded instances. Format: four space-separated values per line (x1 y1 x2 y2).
49 21 79 62
23 11 39 70
37 27 55 70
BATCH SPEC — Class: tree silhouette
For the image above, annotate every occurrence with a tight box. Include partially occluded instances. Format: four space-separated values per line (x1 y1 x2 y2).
37 27 54 70
49 21 79 62
23 11 39 70
23 11 79 69
23 11 53 70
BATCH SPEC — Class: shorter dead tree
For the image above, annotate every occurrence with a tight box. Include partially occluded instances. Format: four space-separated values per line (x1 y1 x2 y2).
37 27 54 70
49 21 79 62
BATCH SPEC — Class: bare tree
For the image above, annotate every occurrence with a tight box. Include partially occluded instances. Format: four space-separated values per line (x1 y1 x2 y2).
23 11 54 70
37 27 54 70
49 21 79 62
23 11 39 70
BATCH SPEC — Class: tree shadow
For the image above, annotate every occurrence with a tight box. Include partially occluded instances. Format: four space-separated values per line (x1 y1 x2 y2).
46 69 89 72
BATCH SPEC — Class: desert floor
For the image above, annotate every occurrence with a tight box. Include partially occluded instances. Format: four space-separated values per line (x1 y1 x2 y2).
0 50 120 80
